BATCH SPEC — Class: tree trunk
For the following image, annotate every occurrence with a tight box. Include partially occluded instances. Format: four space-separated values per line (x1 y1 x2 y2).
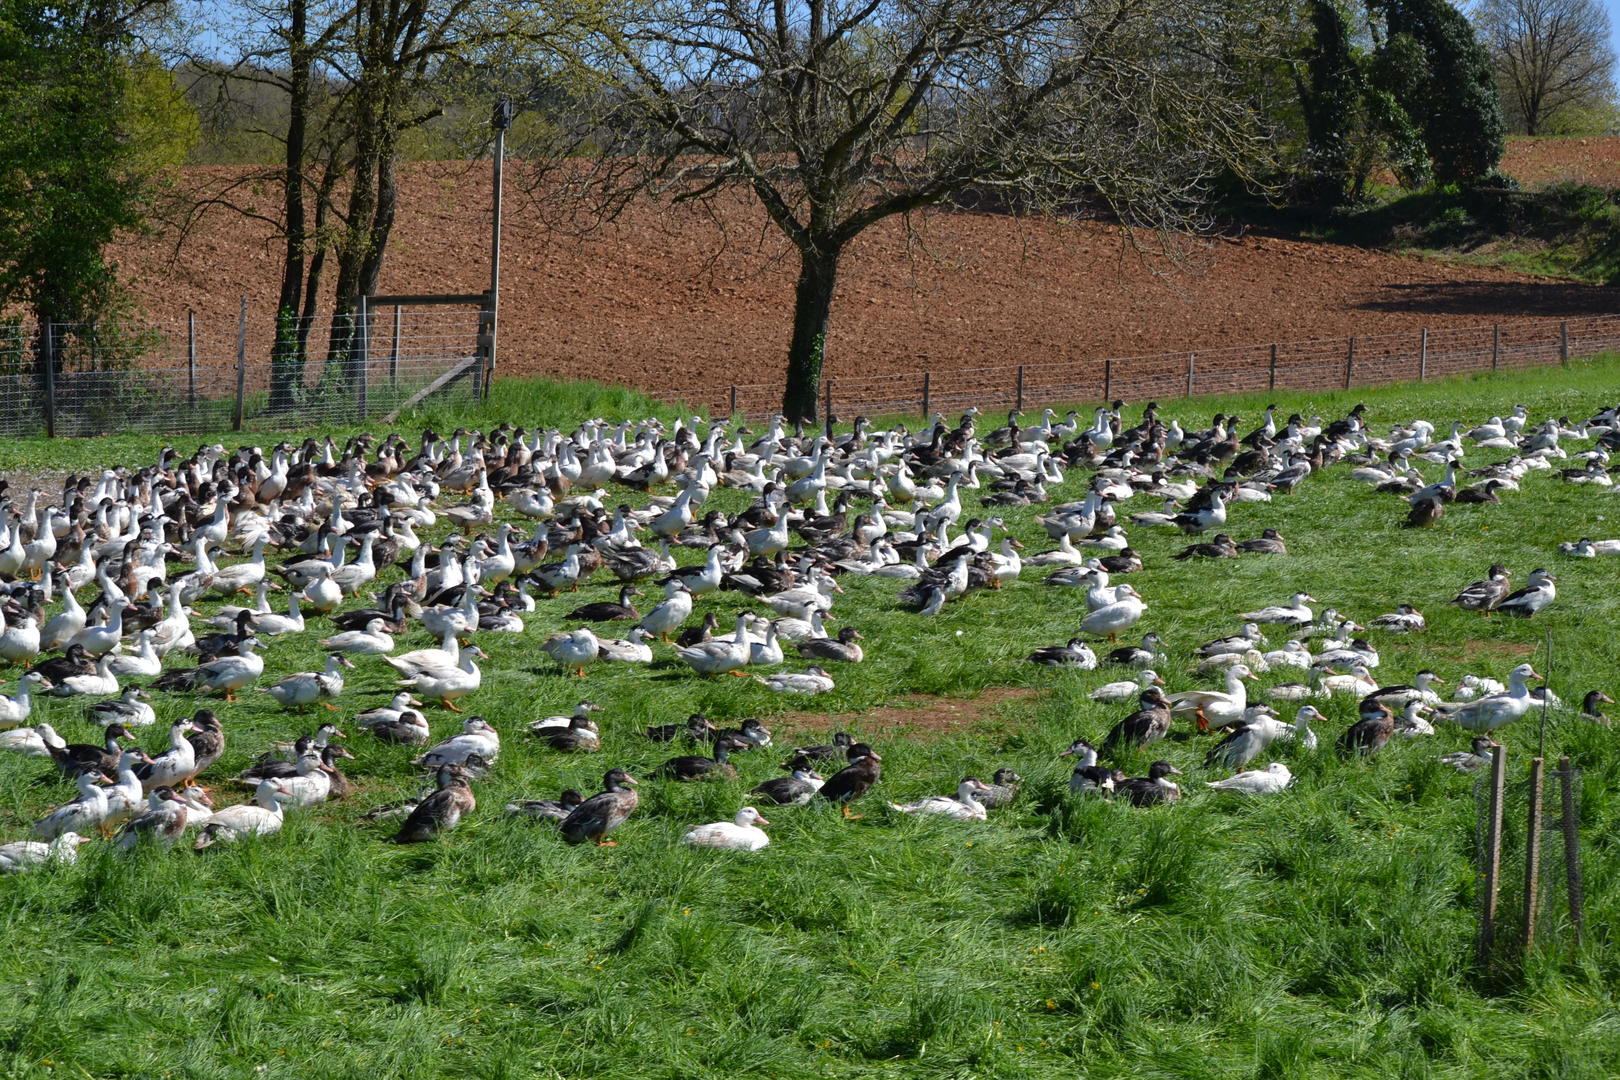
781 248 840 424
269 0 309 414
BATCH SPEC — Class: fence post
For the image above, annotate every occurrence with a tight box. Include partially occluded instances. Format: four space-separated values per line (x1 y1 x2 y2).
729 385 737 417
41 322 56 439
921 371 930 418
1186 353 1195 397
356 294 370 422
186 311 198 406
1492 324 1500 371
1522 756 1545 955
1478 742 1507 969
1016 364 1025 412
232 296 247 431
823 377 833 436
1559 320 1569 367
389 305 401 390
1344 337 1356 390
1103 357 1113 401
1419 328 1428 382
1268 343 1277 391
1558 756 1583 950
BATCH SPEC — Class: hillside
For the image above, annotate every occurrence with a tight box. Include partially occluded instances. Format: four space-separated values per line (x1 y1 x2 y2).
115 165 1617 394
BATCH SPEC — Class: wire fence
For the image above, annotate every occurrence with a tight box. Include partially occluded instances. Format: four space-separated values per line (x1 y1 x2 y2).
0 300 488 439
654 313 1620 421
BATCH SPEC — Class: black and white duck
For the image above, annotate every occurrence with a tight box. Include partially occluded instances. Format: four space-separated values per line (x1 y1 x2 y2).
505 789 585 823
1102 686 1174 752
817 744 883 817
749 764 825 806
1452 564 1512 614
1118 761 1182 806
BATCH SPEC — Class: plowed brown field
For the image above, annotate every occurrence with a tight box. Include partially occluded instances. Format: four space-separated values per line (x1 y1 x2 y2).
117 164 1616 394
1502 135 1620 188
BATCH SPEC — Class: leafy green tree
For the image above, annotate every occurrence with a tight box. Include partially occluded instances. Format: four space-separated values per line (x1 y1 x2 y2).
0 1 171 370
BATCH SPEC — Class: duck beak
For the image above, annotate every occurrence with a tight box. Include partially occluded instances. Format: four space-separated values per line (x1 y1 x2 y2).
1529 669 1545 681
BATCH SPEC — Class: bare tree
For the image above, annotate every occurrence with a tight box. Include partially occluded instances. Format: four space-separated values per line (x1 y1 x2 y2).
1474 0 1616 134
528 0 1278 422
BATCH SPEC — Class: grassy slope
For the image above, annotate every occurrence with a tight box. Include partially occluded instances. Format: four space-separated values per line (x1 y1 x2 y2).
2 361 1619 1079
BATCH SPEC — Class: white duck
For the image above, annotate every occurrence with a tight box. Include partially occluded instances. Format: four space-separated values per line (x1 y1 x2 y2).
0 671 50 728
0 832 89 872
320 618 396 656
193 781 294 849
105 630 162 678
1239 592 1317 626
191 637 267 700
1077 585 1145 642
0 607 40 664
0 720 66 757
888 777 994 821
1317 664 1379 697
298 563 343 614
262 654 354 708
1432 663 1544 732
754 665 836 694
1090 670 1164 703
33 771 114 840
397 647 486 710
676 613 754 676
597 628 656 663
1165 663 1256 732
1205 762 1293 795
541 628 602 677
413 716 501 767
681 806 772 851
49 653 120 697
355 691 425 728
383 629 462 677
637 580 694 642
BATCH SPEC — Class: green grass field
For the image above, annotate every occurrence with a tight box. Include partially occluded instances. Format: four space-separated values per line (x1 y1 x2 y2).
2 359 1618 1079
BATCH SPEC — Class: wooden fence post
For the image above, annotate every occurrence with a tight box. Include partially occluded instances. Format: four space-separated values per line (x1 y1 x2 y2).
729 385 738 417
356 295 370 422
186 310 197 406
1419 328 1428 382
1478 742 1507 969
1268 343 1277 390
232 296 247 431
41 322 56 439
1492 324 1500 371
1344 337 1356 390
921 371 930 417
1559 321 1569 367
1522 756 1545 954
1186 353 1195 397
823 377 833 435
1103 357 1113 402
1016 364 1025 411
1558 756 1583 949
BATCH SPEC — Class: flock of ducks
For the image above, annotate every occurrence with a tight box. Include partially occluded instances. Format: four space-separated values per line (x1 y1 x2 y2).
0 394 1615 869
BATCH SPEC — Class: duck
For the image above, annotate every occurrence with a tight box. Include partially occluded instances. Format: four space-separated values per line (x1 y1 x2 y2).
1078 585 1145 642
1440 736 1500 772
681 806 772 851
817 745 883 817
1431 663 1543 732
0 670 51 728
888 777 994 821
1362 670 1445 709
566 585 643 622
319 618 396 656
0 832 89 873
1317 664 1379 697
85 690 152 734
596 627 656 663
559 768 640 845
365 706 431 745
261 654 354 709
113 786 191 849
676 614 755 676
380 629 463 677
795 627 864 664
1205 762 1292 795
154 637 266 701
32 770 114 840
1027 638 1098 668
646 713 717 743
528 701 604 739
192 780 294 849
536 711 602 753
1370 605 1426 633
637 580 694 642
1452 564 1512 614
749 765 825 806
105 630 163 678
1203 709 1293 770
977 768 1022 808
1117 761 1182 806
396 765 477 843
1195 624 1266 658
1580 690 1614 724
1236 529 1287 555
0 607 41 665
47 653 121 698
354 691 425 728
1239 592 1316 626
1393 700 1435 737
1339 701 1395 756
1494 568 1556 618
1103 633 1164 667
397 647 487 710
47 722 134 779
1102 686 1174 751
247 593 306 637
784 731 855 762
653 734 749 781
134 717 203 792
0 720 67 757
1091 669 1164 702
1165 664 1256 733
755 664 837 694
413 716 501 767
298 562 344 614
542 628 602 677
505 789 585 823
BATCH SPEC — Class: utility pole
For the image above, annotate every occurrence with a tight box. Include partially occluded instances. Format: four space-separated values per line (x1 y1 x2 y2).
486 97 513 398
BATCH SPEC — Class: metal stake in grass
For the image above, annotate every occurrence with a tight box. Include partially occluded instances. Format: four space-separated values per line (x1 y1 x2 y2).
1477 741 1507 970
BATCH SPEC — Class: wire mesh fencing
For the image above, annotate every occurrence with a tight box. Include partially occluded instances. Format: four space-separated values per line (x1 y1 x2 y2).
656 312 1620 421
0 302 488 440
